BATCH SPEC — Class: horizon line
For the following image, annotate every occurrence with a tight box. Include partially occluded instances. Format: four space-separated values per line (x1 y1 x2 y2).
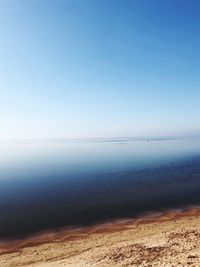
1 135 200 142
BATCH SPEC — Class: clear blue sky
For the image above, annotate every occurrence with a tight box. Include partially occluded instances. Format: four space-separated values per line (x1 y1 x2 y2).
1 0 200 139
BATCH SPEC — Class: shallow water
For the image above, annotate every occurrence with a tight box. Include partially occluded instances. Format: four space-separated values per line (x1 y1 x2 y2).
1 138 200 238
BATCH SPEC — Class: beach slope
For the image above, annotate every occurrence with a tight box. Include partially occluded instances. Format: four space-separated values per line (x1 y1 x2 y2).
1 208 200 266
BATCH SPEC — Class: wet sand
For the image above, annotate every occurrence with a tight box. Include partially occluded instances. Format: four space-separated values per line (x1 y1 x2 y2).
1 208 200 266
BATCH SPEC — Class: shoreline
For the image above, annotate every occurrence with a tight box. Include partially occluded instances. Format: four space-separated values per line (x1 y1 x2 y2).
1 206 200 266
1 205 200 256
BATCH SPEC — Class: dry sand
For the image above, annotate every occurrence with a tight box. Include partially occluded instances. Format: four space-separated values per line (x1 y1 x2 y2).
1 208 200 267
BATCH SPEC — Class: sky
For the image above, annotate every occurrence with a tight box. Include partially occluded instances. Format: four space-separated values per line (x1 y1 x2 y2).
0 0 200 139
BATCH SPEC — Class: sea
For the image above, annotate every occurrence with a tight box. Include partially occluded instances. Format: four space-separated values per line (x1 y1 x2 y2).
1 138 200 238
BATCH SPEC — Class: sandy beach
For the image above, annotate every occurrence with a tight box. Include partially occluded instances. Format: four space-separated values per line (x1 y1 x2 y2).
1 208 200 266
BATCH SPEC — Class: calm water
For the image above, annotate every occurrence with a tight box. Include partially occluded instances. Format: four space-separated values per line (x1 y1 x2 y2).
1 138 200 238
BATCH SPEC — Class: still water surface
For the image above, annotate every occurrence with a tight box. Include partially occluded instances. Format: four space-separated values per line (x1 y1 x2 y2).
1 138 200 238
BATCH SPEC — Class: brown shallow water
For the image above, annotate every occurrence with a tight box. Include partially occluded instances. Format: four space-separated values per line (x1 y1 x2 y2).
1 207 200 266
